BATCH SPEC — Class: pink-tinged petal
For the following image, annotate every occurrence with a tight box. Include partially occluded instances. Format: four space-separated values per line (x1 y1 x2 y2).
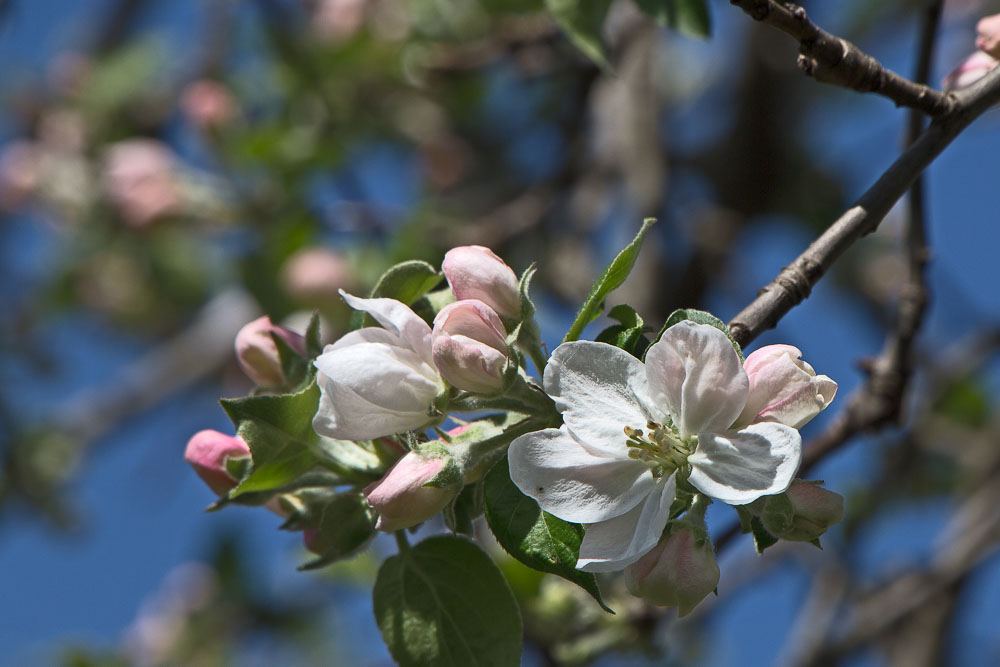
576 474 676 572
687 422 801 505
314 342 440 413
313 372 435 440
756 374 837 428
184 430 250 495
432 300 509 393
737 345 837 428
544 341 660 457
340 291 434 363
645 322 749 437
441 245 520 318
508 427 654 524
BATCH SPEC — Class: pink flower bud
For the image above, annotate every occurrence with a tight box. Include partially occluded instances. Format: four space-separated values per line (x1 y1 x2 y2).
180 79 236 130
102 139 180 227
184 430 250 495
737 344 837 429
0 140 41 209
625 524 720 617
977 13 1000 58
234 316 307 387
441 246 520 319
280 247 355 306
364 452 459 531
431 300 509 394
761 481 844 542
943 51 999 91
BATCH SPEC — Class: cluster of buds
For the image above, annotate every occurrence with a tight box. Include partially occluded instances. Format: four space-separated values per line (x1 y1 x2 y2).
944 13 1000 90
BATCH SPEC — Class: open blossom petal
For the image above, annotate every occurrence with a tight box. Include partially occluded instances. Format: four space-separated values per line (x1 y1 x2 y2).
509 427 654 524
687 422 801 505
340 290 434 365
645 322 748 437
314 371 437 441
545 341 661 457
576 474 676 572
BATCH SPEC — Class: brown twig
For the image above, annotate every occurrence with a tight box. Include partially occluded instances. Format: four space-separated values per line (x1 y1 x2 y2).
729 0 953 116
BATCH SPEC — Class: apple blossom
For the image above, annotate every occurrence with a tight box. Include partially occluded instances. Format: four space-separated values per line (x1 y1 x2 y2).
181 79 236 129
759 480 844 542
313 291 445 441
509 322 802 571
184 430 250 495
280 247 354 305
364 451 460 531
977 13 1000 58
102 139 180 226
624 521 720 616
943 51 999 91
235 316 307 388
736 344 837 429
432 299 509 394
442 245 520 319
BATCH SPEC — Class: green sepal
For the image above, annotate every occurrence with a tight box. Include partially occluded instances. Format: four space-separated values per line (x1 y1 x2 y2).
595 304 651 359
810 538 823 550
510 264 548 376
633 0 711 37
563 218 655 343
373 535 523 667
443 481 484 536
734 505 755 534
483 455 613 613
651 308 744 362
272 330 311 390
749 515 779 554
545 0 615 70
351 260 442 330
278 488 377 570
304 311 323 359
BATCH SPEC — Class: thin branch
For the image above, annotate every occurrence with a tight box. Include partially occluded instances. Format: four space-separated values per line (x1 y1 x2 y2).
729 0 953 116
727 65 1000 348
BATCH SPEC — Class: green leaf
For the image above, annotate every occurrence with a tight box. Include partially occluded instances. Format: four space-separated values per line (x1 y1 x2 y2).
595 304 651 358
545 0 614 69
304 311 323 359
634 0 712 37
278 489 377 569
651 308 743 361
352 260 443 329
750 515 779 554
221 380 378 497
374 535 523 667
563 218 655 343
483 455 612 612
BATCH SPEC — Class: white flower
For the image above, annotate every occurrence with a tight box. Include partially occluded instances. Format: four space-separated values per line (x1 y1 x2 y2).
313 292 445 441
508 322 802 572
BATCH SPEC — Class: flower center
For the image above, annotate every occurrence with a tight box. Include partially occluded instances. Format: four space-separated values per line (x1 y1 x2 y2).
624 420 696 478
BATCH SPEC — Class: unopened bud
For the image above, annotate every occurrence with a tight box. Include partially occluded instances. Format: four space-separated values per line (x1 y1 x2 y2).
442 245 520 319
181 79 236 129
431 300 509 394
760 480 844 542
943 51 999 91
625 523 719 617
977 13 1000 58
184 430 250 495
234 316 306 387
364 451 460 531
280 247 355 306
737 344 837 429
102 139 180 227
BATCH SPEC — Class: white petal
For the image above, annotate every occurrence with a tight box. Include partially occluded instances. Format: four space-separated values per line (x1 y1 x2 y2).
687 422 801 505
313 373 433 440
545 341 660 457
315 343 440 414
645 322 749 437
340 291 434 364
576 474 676 572
508 427 654 524
757 374 838 429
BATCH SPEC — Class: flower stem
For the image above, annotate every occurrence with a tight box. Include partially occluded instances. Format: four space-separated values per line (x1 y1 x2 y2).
394 530 410 554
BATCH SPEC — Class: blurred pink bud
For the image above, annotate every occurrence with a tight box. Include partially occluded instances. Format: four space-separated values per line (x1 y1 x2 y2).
102 139 180 227
180 80 236 129
762 481 844 542
943 50 999 90
737 344 837 429
624 524 720 616
184 430 250 495
280 247 355 305
977 13 1000 58
432 300 509 394
235 316 307 387
313 0 367 42
442 246 520 319
39 110 86 153
0 140 41 209
364 452 459 531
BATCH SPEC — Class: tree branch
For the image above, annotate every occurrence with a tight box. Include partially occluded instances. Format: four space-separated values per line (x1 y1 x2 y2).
728 65 1000 348
729 0 953 116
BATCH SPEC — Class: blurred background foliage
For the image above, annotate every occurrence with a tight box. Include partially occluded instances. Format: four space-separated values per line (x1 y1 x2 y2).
2 0 1000 665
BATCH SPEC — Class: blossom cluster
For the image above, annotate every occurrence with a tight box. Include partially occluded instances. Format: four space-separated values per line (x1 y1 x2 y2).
185 241 842 618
